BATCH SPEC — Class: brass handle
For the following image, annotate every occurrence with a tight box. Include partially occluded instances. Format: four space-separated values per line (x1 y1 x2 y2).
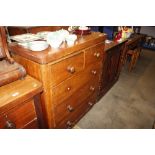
4 115 16 129
94 52 100 58
67 105 74 112
90 86 95 91
66 121 72 128
67 66 75 74
91 70 97 75
88 102 93 106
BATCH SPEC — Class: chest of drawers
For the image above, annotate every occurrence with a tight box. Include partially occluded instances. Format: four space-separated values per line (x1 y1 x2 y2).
0 76 44 129
9 32 106 128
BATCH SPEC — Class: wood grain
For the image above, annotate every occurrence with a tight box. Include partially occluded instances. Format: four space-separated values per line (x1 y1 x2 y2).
9 32 106 128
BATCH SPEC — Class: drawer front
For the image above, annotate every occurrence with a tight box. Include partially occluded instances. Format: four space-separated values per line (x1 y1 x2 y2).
51 62 101 107
50 52 84 86
85 43 104 67
0 100 38 129
54 78 99 125
55 92 97 129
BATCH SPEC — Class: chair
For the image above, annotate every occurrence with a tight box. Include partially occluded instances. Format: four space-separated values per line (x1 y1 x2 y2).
124 35 142 72
0 27 26 86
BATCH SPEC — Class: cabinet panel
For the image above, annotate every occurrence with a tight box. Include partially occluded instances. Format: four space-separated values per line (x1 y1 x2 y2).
99 43 124 98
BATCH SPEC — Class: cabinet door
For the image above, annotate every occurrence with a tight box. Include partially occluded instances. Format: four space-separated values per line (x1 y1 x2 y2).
100 44 122 93
108 46 121 82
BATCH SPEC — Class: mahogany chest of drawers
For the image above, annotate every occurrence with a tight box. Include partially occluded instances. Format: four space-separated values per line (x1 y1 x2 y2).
0 76 44 129
9 32 106 128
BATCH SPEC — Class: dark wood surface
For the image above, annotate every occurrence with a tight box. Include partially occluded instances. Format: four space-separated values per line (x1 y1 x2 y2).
0 26 26 87
98 40 126 99
104 40 127 51
7 26 69 36
10 32 106 128
0 75 44 129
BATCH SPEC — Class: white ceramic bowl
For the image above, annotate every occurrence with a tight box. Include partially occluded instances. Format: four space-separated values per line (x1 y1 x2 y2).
46 32 63 48
66 34 77 46
28 41 49 51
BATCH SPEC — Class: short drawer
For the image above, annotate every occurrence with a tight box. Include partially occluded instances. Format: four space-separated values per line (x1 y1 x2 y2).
50 52 84 86
0 100 38 129
55 92 97 129
54 79 99 125
85 43 104 66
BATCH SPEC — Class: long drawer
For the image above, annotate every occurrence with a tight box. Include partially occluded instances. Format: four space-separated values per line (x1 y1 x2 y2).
55 92 97 129
54 78 99 125
0 100 38 129
51 61 102 107
49 52 84 87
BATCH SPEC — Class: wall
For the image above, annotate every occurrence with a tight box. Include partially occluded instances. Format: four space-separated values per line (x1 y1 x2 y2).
140 26 155 37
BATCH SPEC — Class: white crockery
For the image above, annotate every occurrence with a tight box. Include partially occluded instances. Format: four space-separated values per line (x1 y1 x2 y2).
79 26 89 30
46 32 63 48
66 34 77 46
28 41 49 51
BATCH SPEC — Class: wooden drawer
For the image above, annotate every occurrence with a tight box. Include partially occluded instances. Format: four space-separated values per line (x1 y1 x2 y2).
55 92 97 129
54 78 99 125
85 43 104 66
0 99 38 129
51 62 100 107
50 52 84 86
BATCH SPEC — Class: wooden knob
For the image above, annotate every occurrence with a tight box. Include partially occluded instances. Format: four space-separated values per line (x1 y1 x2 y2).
67 66 75 74
66 121 72 128
91 70 97 75
67 105 74 112
90 86 95 91
67 87 71 91
94 52 100 58
88 102 93 106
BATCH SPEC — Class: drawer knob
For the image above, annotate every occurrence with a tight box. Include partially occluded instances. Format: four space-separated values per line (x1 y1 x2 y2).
5 120 16 129
4 115 16 129
67 66 75 74
67 105 74 112
94 52 100 58
66 121 72 128
67 87 71 91
88 102 93 106
90 86 95 91
91 70 97 75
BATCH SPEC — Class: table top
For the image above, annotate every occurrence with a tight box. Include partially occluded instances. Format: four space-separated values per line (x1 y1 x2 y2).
104 40 127 51
0 75 42 113
9 32 106 64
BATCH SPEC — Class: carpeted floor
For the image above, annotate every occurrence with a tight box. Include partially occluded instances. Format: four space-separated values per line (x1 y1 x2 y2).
76 49 155 129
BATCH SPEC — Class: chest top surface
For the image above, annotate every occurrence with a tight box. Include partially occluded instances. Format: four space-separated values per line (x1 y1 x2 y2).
9 32 106 64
